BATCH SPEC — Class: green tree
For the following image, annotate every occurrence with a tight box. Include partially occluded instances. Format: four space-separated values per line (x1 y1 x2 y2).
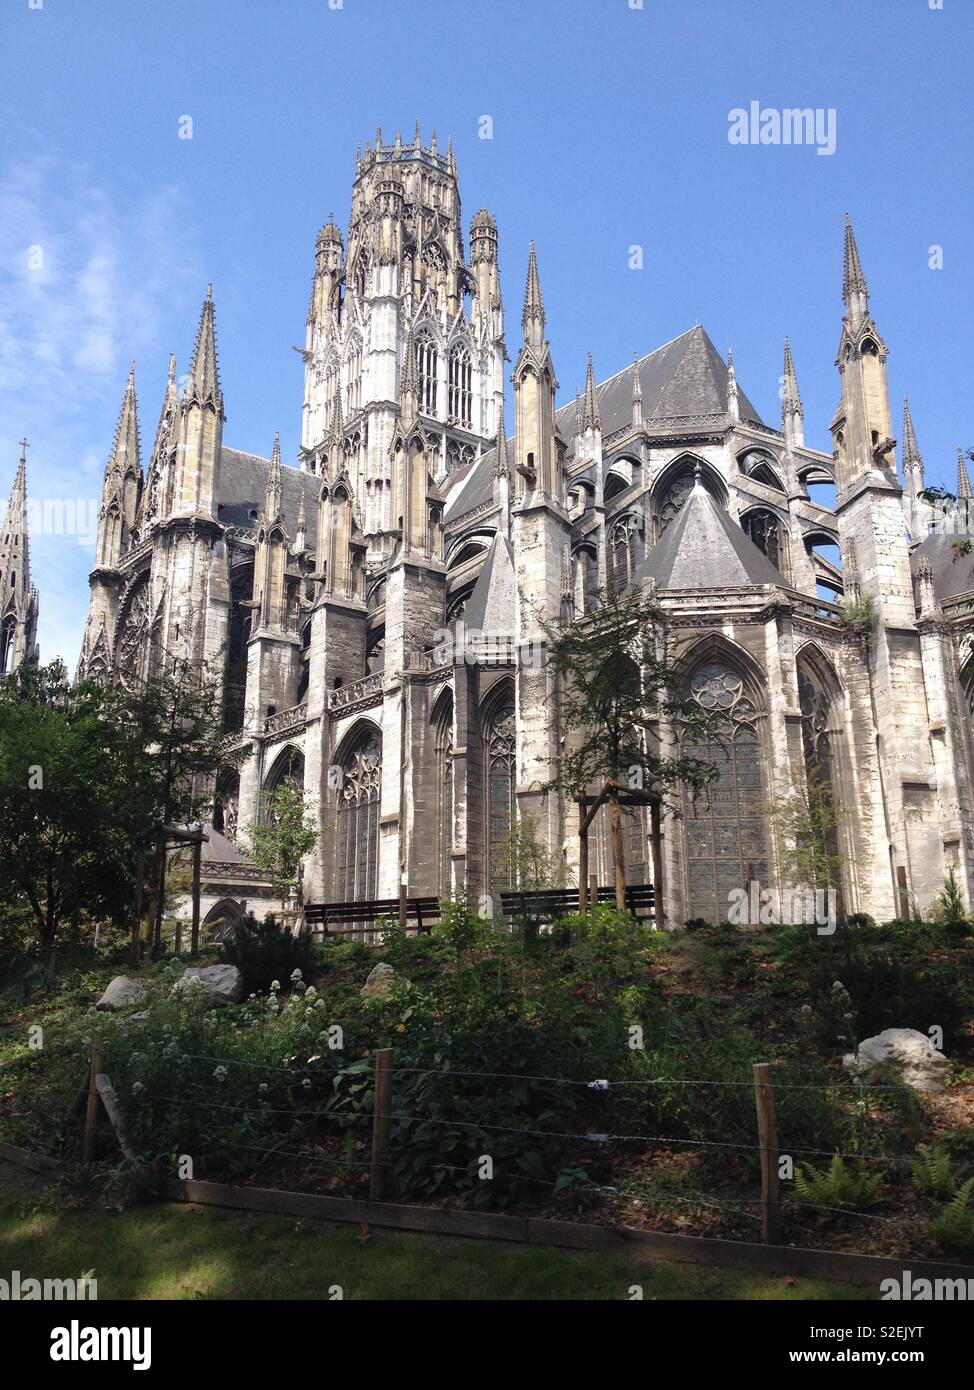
246 778 318 915
495 811 568 892
541 583 727 909
771 766 844 895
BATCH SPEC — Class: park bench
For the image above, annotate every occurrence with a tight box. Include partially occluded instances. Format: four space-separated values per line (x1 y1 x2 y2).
500 883 655 923
303 896 441 939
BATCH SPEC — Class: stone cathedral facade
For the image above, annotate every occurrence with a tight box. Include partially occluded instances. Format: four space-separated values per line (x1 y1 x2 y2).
70 129 974 928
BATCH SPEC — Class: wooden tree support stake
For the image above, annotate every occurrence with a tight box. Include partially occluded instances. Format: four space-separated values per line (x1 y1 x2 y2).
753 1061 781 1244
370 1048 394 1201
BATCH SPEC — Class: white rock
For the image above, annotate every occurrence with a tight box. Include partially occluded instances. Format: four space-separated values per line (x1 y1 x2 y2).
95 976 148 1011
173 963 245 1008
843 1028 951 1092
361 962 396 999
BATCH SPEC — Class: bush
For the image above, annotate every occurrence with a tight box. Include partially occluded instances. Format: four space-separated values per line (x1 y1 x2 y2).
219 913 323 995
793 1155 884 1223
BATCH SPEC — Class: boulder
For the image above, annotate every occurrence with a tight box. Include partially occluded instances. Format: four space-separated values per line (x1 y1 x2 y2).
361 962 396 1000
95 976 148 1011
843 1028 951 1092
173 963 245 1008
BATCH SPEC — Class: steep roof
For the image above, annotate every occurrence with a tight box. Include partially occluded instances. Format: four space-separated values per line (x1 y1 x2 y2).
911 532 974 603
635 472 784 590
443 325 766 525
218 447 320 552
463 533 516 635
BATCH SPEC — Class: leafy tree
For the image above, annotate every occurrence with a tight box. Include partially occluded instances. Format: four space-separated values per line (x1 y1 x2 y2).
541 583 728 909
771 766 844 895
495 812 568 892
246 778 318 915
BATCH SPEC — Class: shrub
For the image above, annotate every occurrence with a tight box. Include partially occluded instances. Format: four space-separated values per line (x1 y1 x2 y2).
912 1146 961 1201
792 1156 884 1223
927 1179 974 1256
219 913 323 995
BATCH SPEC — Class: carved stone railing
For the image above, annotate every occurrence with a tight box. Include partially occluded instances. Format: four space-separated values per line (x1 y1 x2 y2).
790 596 843 626
202 861 270 883
262 702 308 739
327 672 383 711
217 729 250 756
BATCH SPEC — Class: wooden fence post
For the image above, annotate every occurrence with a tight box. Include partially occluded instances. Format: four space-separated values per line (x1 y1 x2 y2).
370 1048 394 1201
191 836 202 956
753 1061 781 1243
83 1042 103 1163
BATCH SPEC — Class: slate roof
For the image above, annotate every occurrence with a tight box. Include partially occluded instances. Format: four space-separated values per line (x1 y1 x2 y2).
911 532 974 603
635 473 785 590
218 447 320 552
443 325 765 524
463 533 516 635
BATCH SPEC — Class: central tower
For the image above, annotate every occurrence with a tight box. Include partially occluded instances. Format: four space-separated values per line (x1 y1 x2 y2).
300 125 505 558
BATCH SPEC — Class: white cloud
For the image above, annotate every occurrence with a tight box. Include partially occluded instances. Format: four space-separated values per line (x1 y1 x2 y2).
0 128 203 669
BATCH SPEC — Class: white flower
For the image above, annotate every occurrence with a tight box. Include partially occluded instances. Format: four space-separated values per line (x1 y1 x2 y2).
131 1081 144 1094
270 980 281 992
305 986 317 999
258 1083 268 1094
290 968 303 981
302 1077 312 1090
213 1066 228 1082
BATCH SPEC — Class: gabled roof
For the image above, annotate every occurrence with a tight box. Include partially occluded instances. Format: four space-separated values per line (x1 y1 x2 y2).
463 533 516 635
218 447 320 552
635 472 784 590
911 532 974 603
443 325 765 525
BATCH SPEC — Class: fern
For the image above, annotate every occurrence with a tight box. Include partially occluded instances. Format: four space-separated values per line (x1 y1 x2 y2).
911 1146 958 1201
793 1155 883 1223
927 1177 974 1257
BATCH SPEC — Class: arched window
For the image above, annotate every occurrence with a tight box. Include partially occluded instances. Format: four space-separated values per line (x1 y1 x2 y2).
416 332 438 415
484 693 516 893
335 727 381 901
345 340 362 415
656 472 695 536
610 517 638 590
742 510 781 568
434 697 454 895
264 747 304 796
0 614 16 674
604 472 628 504
682 659 768 923
448 345 472 426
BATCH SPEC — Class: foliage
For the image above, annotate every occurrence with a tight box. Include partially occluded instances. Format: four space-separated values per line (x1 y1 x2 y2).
539 582 727 811
219 912 323 995
929 866 971 937
837 592 877 645
494 812 568 892
911 1146 961 1202
792 1156 884 1222
433 891 492 961
246 778 318 910
770 766 844 894
927 1178 974 1256
0 658 224 950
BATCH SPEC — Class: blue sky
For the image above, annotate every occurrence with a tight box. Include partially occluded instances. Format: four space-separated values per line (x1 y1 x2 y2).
1 0 972 667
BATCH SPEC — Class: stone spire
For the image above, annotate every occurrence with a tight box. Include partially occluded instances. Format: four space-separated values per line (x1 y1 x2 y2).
726 348 740 423
782 337 804 448
957 448 973 502
494 398 510 481
104 362 141 500
0 439 39 673
185 284 223 414
843 214 869 323
295 488 307 552
900 398 924 483
631 353 642 430
521 241 545 348
398 326 418 427
265 432 283 521
581 354 601 432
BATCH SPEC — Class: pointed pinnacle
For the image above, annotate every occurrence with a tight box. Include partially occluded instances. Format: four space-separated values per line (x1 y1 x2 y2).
582 353 601 432
186 285 222 409
901 398 923 471
782 336 803 416
521 241 545 337
494 400 510 480
843 213 869 307
957 447 973 501
414 119 421 147
400 326 417 402
107 362 141 485
631 352 642 403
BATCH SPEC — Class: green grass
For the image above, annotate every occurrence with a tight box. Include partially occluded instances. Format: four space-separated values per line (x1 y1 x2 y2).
0 1189 869 1300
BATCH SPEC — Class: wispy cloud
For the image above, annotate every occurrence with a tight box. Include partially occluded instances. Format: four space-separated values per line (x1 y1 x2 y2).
0 124 202 668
